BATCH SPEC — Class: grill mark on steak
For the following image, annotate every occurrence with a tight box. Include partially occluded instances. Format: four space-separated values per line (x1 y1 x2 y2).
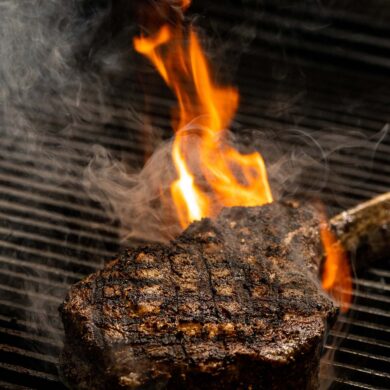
60 201 337 389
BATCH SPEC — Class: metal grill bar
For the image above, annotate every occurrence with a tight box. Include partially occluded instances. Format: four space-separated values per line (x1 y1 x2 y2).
0 362 64 389
328 331 390 350
353 279 390 292
319 377 379 390
322 361 390 380
0 240 100 272
337 318 390 333
0 198 120 237
324 345 390 364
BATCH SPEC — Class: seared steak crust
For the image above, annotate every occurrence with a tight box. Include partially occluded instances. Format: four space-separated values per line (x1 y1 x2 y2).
60 202 337 389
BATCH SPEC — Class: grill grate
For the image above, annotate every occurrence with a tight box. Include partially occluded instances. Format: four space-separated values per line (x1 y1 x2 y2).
321 262 390 389
1 1 390 389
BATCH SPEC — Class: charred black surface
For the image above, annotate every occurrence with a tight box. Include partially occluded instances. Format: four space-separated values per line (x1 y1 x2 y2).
60 201 337 389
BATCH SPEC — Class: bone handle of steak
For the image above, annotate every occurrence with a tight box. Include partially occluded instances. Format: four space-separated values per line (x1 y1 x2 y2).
330 192 390 268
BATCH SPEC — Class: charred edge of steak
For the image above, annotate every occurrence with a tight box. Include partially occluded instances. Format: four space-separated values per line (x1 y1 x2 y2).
60 201 337 389
60 338 323 390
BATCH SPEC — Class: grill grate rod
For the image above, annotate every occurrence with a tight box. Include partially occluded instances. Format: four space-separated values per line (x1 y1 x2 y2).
322 360 390 379
320 376 382 389
337 318 390 333
0 211 117 245
0 362 62 387
0 240 100 272
329 331 390 349
0 198 120 237
324 345 390 364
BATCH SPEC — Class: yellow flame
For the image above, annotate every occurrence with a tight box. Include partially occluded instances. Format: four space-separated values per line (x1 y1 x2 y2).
171 138 209 227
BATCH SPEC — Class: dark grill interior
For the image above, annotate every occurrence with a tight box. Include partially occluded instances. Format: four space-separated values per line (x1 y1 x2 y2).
0 1 389 389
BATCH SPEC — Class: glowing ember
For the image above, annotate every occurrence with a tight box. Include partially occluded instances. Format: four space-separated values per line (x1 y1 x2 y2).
320 215 353 312
134 1 272 228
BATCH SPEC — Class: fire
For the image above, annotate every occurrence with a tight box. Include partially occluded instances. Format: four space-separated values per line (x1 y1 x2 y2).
134 1 272 227
320 215 353 313
133 1 351 309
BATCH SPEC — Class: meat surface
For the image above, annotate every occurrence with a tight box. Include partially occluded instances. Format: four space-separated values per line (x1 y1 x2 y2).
60 201 337 389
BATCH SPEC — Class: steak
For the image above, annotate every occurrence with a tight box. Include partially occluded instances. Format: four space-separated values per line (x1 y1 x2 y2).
60 201 337 389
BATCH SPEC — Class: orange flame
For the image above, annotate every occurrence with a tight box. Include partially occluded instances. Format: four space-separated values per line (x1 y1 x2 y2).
134 3 272 227
320 215 353 312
